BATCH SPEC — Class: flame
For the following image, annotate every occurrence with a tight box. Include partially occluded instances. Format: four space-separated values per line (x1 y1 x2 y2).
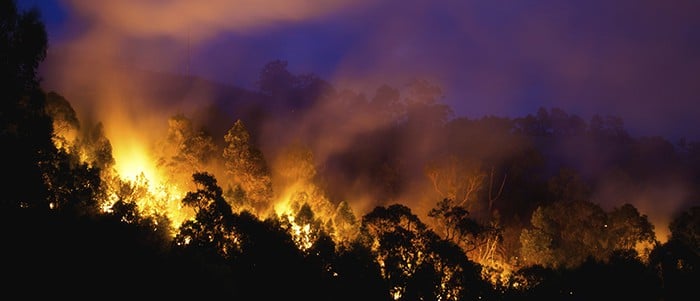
90 117 192 231
112 140 158 183
273 182 323 251
273 182 307 216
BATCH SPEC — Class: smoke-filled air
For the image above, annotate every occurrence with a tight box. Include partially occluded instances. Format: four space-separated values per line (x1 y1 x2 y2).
4 0 700 299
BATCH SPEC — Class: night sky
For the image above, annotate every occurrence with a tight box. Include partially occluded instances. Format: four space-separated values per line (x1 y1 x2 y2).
18 0 700 141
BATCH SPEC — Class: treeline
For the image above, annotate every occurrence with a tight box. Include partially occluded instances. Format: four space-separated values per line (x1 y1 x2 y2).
2 1 699 300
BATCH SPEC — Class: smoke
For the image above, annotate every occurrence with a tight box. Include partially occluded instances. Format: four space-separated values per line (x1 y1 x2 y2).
329 0 700 141
34 0 700 234
64 0 369 43
45 0 372 118
38 0 374 193
593 173 692 243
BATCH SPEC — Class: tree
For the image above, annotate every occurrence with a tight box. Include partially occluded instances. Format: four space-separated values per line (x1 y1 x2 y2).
40 146 103 216
606 203 657 257
428 198 509 286
272 142 336 236
562 250 661 301
227 211 313 300
222 119 273 214
361 204 431 299
520 200 656 269
174 172 239 259
44 91 80 149
646 205 699 300
425 155 485 210
0 0 52 208
520 200 607 269
361 204 489 300
668 205 700 253
77 121 115 170
332 241 389 300
1 0 46 93
333 200 360 244
428 199 485 251
286 202 323 251
156 114 217 192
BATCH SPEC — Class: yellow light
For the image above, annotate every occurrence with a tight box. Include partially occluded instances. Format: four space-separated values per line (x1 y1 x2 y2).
113 141 159 183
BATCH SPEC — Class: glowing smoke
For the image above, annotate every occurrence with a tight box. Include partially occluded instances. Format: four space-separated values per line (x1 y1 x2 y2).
35 0 700 241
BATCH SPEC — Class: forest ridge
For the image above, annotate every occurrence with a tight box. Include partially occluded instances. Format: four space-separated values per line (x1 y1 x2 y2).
2 1 699 300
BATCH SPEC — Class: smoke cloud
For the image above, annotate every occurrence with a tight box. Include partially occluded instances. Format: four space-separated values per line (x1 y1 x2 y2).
33 0 700 238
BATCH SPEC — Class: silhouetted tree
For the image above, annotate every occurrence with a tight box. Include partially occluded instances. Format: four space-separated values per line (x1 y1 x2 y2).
228 212 312 299
0 0 52 209
649 205 700 300
174 172 239 259
428 198 486 252
668 205 700 253
40 146 103 216
333 241 390 300
562 250 661 301
361 204 490 300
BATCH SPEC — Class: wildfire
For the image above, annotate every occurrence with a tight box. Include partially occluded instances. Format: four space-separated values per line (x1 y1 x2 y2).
273 182 327 251
112 140 159 184
107 139 191 230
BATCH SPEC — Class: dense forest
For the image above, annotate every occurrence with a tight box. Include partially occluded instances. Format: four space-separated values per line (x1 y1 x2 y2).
2 1 699 300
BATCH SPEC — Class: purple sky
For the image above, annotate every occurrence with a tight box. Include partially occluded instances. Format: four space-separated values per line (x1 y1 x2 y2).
18 0 700 141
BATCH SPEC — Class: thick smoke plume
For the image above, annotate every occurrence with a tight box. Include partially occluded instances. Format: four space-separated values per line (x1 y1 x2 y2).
36 0 700 240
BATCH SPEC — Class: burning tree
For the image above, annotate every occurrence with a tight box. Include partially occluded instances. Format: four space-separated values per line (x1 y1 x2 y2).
156 114 217 186
222 119 273 214
425 154 510 284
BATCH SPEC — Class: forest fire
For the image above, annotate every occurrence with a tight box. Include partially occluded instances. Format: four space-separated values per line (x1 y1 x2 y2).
4 0 699 299
74 128 191 229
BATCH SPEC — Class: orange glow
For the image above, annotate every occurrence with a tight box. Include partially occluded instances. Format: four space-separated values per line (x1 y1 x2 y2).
273 182 327 251
112 141 158 183
69 109 192 232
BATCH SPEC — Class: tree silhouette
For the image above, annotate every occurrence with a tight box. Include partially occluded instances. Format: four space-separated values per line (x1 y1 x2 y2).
0 0 52 209
332 241 390 300
174 172 238 259
428 198 486 251
3 2 700 297
648 205 700 300
361 204 492 300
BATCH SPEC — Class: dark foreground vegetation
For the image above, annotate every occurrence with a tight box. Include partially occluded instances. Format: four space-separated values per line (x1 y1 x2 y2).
2 1 698 300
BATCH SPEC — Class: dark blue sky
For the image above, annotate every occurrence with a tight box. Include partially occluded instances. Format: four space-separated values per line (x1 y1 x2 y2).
18 0 700 141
